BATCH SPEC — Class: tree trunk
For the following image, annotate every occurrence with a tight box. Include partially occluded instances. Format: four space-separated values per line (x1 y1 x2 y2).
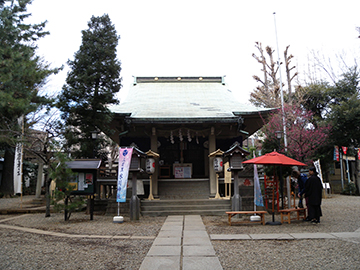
284 46 292 95
35 161 44 198
0 147 15 196
64 196 69 221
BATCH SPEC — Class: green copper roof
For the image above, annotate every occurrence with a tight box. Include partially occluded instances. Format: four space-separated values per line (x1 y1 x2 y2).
109 76 273 121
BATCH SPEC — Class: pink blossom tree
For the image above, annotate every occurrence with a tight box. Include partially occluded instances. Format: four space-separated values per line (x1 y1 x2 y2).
262 104 332 165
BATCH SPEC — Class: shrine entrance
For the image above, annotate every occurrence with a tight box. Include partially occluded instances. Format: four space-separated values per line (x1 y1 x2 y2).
158 137 207 179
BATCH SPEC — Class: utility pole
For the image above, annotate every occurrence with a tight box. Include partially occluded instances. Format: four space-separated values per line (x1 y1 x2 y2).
273 12 288 151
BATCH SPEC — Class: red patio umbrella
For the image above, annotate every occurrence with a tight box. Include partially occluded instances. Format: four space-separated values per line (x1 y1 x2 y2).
243 151 306 225
242 151 306 166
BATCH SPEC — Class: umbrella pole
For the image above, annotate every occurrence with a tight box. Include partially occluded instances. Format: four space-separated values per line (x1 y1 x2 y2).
272 182 275 213
266 173 281 225
280 166 284 209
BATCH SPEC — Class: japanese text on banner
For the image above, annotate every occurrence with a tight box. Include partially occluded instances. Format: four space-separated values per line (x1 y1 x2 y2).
117 148 133 202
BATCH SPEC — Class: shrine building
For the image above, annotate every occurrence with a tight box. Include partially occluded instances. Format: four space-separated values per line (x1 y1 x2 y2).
104 76 273 201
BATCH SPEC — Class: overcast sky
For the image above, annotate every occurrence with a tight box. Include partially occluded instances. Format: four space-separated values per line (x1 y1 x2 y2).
26 0 360 103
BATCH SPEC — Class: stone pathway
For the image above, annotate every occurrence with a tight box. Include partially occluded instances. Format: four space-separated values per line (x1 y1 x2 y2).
139 215 223 270
210 231 360 241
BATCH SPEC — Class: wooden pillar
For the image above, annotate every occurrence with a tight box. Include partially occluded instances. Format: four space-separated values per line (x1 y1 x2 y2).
150 127 159 198
209 126 216 197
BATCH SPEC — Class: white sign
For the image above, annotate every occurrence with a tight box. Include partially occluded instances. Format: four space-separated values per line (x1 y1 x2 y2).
13 143 23 194
313 159 324 184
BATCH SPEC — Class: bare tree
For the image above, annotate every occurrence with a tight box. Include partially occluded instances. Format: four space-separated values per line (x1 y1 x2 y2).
284 45 298 95
251 42 298 108
252 42 268 93
251 42 281 108
304 49 359 85
18 105 66 217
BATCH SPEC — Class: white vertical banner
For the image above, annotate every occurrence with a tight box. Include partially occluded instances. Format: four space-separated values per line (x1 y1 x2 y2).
117 147 133 203
254 162 264 207
313 159 323 184
13 143 23 194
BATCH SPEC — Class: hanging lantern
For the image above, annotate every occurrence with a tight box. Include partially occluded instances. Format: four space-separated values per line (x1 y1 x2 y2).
146 158 156 174
214 157 223 172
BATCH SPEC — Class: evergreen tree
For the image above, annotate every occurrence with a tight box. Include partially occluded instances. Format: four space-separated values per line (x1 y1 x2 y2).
328 67 360 147
49 152 84 221
300 81 333 126
300 67 360 147
297 67 360 188
57 14 121 159
0 0 58 195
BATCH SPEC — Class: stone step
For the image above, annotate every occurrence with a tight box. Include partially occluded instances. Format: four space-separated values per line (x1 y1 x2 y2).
140 198 231 216
141 209 229 216
141 204 231 211
141 199 231 206
96 196 263 216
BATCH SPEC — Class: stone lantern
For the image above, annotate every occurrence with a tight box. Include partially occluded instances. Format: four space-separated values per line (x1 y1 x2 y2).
129 147 146 221
224 141 250 211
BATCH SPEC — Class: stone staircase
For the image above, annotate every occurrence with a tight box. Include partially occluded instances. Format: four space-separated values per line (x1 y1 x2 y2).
102 198 231 216
140 198 231 216
95 179 262 216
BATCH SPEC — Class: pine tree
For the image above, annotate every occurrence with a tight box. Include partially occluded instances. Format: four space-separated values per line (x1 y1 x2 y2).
57 14 121 159
0 0 59 195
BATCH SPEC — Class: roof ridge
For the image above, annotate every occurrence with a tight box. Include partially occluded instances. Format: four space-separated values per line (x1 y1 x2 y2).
134 76 224 84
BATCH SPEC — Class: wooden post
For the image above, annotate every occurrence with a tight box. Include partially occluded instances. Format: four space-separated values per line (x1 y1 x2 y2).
148 175 154 200
90 195 94 221
214 174 221 199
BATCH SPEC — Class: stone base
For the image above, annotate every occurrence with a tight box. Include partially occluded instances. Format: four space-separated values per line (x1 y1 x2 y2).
113 216 124 223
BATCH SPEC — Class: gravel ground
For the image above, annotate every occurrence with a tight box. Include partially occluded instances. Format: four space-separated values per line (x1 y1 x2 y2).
204 194 360 270
213 239 360 269
0 194 359 269
203 194 360 234
0 230 152 270
1 213 166 236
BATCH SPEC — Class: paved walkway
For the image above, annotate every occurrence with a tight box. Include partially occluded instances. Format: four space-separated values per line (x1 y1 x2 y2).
139 215 222 270
210 230 360 241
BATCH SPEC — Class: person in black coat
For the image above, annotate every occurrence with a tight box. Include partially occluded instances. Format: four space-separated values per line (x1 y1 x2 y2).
304 167 323 223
